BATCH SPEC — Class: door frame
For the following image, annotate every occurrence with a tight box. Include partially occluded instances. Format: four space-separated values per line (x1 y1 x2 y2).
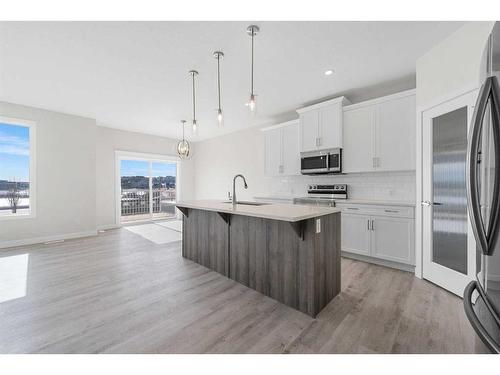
114 150 180 226
420 90 478 296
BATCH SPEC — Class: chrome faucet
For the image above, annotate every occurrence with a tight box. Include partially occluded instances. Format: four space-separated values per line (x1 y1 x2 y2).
232 174 248 208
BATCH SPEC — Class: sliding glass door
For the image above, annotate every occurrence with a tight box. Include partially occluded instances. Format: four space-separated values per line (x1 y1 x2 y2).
118 153 178 223
151 162 177 220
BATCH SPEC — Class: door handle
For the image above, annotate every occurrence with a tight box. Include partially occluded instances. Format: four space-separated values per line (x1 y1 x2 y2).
421 201 431 206
463 281 500 353
467 76 500 256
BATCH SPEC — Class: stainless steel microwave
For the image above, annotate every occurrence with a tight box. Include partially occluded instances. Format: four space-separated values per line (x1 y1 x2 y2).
300 148 342 174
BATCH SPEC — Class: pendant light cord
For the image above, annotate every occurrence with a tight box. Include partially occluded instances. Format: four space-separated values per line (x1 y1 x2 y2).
192 73 196 122
217 55 221 110
251 29 254 95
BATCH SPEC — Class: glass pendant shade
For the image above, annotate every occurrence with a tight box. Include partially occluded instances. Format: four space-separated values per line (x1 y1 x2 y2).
177 139 190 159
177 120 191 159
248 94 256 112
217 108 223 126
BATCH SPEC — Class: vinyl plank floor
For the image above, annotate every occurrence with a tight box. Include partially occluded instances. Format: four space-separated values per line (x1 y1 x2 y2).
0 227 487 353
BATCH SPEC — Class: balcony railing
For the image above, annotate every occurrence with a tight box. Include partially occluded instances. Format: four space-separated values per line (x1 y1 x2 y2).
121 188 176 220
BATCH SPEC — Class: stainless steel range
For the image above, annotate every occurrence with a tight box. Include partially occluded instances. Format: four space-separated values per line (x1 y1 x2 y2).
293 184 347 207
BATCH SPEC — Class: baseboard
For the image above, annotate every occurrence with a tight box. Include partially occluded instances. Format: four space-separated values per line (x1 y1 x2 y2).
0 230 98 250
342 251 415 273
97 224 122 231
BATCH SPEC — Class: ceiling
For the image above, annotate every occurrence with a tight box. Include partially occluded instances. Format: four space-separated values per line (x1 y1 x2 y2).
0 21 464 141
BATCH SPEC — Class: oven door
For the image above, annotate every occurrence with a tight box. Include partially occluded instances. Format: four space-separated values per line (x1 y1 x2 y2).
300 154 328 174
328 150 342 173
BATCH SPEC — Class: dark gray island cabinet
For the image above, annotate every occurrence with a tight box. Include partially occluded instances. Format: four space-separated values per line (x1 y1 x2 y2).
176 200 341 317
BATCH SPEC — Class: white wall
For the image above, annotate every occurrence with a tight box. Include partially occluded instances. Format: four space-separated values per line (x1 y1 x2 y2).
193 126 266 201
193 125 415 202
0 102 97 248
0 102 196 247
95 126 195 229
416 22 495 110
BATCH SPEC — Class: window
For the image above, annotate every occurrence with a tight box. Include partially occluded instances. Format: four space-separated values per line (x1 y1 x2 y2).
0 117 35 219
116 151 178 224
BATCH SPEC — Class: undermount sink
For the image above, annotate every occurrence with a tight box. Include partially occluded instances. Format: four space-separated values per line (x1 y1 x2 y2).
222 201 269 206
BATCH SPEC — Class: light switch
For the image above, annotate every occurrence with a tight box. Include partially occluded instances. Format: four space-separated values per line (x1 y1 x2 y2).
316 218 321 233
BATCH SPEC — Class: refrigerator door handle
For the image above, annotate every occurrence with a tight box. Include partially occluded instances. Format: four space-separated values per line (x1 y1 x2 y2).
463 281 500 353
467 76 500 256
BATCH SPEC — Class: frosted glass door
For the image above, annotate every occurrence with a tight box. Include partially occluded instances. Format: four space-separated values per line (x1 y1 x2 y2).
432 107 468 274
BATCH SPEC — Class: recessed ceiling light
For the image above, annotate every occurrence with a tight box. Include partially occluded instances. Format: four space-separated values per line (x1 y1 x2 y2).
324 70 334 76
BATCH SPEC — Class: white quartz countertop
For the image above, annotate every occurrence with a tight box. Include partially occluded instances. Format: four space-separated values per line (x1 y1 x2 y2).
176 200 340 222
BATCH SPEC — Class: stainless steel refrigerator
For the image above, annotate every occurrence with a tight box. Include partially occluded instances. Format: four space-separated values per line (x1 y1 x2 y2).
464 21 500 353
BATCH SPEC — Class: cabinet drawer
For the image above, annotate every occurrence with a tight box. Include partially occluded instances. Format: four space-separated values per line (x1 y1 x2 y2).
371 206 414 218
336 203 414 218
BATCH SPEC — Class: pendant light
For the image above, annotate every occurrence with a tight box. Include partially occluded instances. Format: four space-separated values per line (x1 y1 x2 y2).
213 51 224 127
177 120 190 159
189 70 199 134
246 25 259 112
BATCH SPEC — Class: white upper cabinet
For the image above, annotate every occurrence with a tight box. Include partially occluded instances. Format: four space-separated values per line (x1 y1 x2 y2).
282 122 300 175
343 89 416 173
263 120 299 177
264 127 283 176
297 96 350 152
375 94 416 172
343 104 375 173
298 110 319 152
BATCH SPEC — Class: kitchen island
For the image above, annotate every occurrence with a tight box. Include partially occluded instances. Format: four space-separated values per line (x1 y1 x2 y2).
175 200 341 317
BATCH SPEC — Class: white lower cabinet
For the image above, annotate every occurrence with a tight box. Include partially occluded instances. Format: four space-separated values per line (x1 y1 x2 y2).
370 216 415 265
339 204 415 268
341 213 371 256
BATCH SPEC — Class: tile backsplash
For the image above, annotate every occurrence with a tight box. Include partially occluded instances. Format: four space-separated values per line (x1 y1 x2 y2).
263 171 415 202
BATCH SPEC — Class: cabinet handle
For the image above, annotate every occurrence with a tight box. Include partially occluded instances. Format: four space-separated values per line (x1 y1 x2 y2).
372 157 376 168
371 220 374 231
347 207 359 210
318 137 322 146
367 220 370 231
384 209 399 213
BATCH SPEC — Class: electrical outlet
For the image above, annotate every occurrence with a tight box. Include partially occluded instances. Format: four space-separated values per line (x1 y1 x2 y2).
316 218 321 233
